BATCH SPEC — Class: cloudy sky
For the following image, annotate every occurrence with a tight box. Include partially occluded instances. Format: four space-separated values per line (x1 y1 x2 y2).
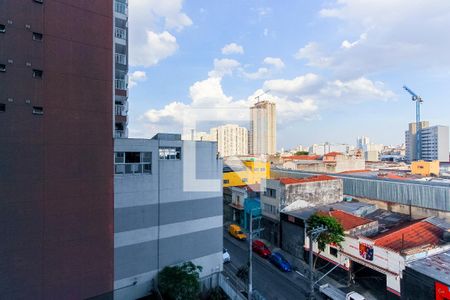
127 0 450 149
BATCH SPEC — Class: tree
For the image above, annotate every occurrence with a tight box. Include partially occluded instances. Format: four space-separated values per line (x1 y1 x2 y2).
295 151 309 155
307 213 345 268
157 261 203 300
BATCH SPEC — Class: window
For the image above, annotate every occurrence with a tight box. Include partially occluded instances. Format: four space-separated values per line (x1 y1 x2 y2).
223 179 229 184
242 178 248 183
114 151 152 175
0 64 6 72
114 152 124 163
0 24 5 33
329 247 338 257
0 103 5 112
260 168 265 172
159 147 181 160
32 106 43 115
32 32 43 41
125 152 140 163
265 188 276 198
33 69 43 78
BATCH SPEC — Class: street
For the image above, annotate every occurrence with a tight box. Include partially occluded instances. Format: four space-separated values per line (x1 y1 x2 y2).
224 235 312 300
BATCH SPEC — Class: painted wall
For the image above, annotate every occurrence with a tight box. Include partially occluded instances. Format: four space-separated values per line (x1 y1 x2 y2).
0 1 114 298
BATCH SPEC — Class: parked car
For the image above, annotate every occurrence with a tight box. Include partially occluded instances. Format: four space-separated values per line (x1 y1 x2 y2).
319 283 366 300
223 248 231 263
269 252 292 272
252 240 271 258
228 224 247 240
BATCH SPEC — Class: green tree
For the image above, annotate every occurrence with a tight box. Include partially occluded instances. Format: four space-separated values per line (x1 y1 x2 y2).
157 261 203 300
307 213 345 268
294 151 309 155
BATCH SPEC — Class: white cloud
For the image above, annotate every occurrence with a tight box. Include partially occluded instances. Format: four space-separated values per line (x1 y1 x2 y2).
320 77 396 103
208 58 241 78
263 28 269 36
242 57 285 80
129 0 192 67
294 42 332 68
242 68 271 80
341 32 367 49
221 43 244 55
263 73 322 95
318 0 450 75
130 31 178 67
263 57 285 69
128 71 147 88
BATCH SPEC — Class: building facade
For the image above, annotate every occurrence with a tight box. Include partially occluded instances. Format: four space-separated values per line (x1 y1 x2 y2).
114 135 223 300
405 121 449 162
114 0 129 138
0 1 114 298
249 100 276 155
223 159 270 187
421 125 449 162
211 124 248 157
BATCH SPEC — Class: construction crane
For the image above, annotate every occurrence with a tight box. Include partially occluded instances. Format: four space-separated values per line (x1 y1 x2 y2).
403 85 424 161
254 89 271 103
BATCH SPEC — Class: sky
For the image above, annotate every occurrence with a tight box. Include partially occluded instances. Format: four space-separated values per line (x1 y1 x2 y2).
127 0 450 149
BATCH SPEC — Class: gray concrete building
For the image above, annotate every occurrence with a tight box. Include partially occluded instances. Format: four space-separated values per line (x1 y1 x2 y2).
405 122 449 162
260 176 343 245
113 134 223 299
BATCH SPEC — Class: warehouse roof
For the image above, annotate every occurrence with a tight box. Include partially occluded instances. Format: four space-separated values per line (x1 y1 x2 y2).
372 220 444 253
407 250 450 286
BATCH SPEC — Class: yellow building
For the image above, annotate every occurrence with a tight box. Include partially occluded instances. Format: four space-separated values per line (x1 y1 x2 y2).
223 159 270 187
411 160 440 176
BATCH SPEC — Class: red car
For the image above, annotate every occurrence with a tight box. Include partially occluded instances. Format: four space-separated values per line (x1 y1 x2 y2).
252 240 271 258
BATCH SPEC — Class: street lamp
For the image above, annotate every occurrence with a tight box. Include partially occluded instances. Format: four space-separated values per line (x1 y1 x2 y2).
248 207 259 300
307 225 327 300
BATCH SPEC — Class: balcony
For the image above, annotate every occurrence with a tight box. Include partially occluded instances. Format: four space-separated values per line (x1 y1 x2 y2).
115 1 128 15
115 104 127 116
115 28 127 40
115 53 127 65
115 79 127 90
115 129 127 138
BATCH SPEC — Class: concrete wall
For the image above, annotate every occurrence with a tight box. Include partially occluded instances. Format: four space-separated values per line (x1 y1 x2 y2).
114 138 223 300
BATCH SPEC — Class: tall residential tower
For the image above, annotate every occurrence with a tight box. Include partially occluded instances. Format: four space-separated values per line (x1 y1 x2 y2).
405 122 449 162
114 0 129 138
250 101 276 155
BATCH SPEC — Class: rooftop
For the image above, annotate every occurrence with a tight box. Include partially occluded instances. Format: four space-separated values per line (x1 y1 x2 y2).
279 175 337 185
284 155 321 161
324 152 343 157
407 250 450 286
372 220 444 253
317 210 375 231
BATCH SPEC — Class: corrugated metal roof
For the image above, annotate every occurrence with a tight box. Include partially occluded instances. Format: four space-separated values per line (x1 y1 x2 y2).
407 250 450 285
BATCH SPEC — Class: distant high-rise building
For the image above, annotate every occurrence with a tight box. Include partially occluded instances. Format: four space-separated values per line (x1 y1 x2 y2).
1 1 114 298
250 101 276 155
405 122 449 162
211 124 248 157
114 0 129 138
356 136 370 150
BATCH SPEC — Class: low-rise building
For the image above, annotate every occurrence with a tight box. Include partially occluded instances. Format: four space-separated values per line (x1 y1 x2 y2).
282 152 365 173
305 216 449 298
260 176 343 245
223 158 270 187
411 160 440 176
114 134 223 299
402 249 450 300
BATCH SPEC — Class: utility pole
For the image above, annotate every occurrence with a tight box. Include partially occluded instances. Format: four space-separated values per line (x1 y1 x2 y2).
248 210 253 300
307 225 327 300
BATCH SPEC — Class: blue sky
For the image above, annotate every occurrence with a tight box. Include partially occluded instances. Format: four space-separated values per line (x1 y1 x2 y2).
127 0 450 149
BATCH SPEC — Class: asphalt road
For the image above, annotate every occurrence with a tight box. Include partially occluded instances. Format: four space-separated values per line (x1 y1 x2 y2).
224 235 312 300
